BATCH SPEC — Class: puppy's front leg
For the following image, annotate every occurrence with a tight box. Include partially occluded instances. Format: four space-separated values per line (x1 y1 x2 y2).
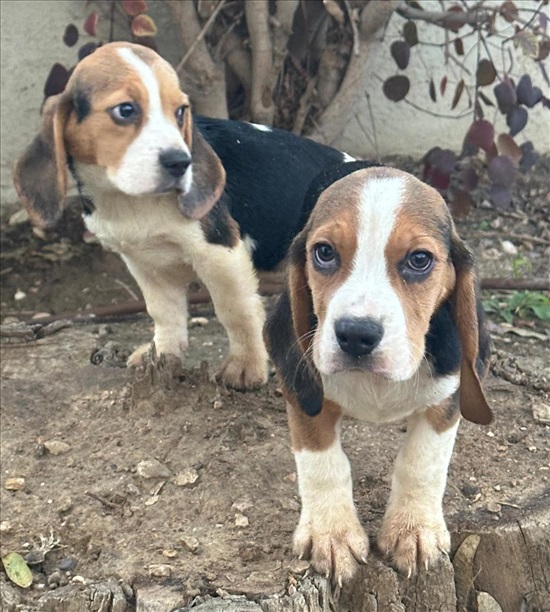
123 256 195 370
378 405 460 575
288 399 369 584
191 240 268 389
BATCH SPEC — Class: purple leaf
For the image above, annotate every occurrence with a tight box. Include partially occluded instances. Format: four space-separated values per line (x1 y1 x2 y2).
489 184 512 209
383 76 410 102
519 141 539 170
78 42 98 61
516 75 543 107
494 80 517 114
390 41 411 70
403 21 418 47
477 59 497 86
488 155 518 188
63 24 79 47
506 106 528 136
466 119 494 151
44 63 70 97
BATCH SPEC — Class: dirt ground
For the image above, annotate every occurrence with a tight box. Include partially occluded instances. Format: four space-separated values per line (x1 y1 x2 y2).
1 157 549 611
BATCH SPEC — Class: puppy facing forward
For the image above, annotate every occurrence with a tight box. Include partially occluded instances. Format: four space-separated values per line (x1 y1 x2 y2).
13 42 351 390
265 163 492 582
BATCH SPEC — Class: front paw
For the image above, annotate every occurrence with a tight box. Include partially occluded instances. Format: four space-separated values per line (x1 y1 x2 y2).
216 354 267 390
127 343 183 376
293 512 369 585
377 510 450 576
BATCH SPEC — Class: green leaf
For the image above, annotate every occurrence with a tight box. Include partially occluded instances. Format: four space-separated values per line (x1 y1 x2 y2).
2 553 33 588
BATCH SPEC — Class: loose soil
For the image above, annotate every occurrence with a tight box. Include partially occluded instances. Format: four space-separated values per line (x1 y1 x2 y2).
1 158 549 611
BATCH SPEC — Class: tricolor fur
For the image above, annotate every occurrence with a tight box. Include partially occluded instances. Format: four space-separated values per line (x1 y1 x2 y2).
14 42 351 388
265 163 492 582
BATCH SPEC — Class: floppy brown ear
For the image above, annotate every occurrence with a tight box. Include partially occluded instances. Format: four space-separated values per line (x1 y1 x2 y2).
13 94 71 228
264 230 323 416
450 233 493 425
176 119 226 220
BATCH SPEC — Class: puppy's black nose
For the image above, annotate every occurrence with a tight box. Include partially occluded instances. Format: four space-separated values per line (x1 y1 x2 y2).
159 149 191 178
334 317 384 358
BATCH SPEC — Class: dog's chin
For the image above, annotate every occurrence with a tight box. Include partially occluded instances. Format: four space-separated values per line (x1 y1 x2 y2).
317 353 416 382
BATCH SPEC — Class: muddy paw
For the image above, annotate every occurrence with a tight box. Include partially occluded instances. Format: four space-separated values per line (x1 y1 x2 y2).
127 343 150 369
216 354 268 390
293 515 369 585
127 344 183 376
377 512 450 576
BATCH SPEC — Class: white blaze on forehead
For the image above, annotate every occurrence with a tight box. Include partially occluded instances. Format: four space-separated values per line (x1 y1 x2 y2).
109 48 191 194
117 47 164 119
317 175 414 379
341 152 355 162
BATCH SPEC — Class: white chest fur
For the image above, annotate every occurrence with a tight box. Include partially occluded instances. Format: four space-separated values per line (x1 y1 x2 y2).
322 365 459 424
83 189 206 269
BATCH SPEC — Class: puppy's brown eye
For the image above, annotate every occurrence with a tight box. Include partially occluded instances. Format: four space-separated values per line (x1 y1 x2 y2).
109 102 140 125
176 105 188 128
406 250 433 272
313 243 339 273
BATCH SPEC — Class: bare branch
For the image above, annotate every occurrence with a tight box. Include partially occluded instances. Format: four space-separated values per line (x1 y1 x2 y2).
165 0 228 118
245 0 275 124
311 0 398 145
176 0 227 73
396 1 492 29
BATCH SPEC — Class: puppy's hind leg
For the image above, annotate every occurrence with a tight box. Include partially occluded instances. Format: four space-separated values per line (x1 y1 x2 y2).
192 239 268 390
123 256 195 372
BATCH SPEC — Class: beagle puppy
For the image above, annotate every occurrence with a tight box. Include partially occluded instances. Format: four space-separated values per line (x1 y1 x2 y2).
13 42 350 389
265 162 492 583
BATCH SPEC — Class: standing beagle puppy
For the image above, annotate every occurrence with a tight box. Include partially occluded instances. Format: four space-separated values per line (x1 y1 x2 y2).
13 42 350 389
265 163 492 583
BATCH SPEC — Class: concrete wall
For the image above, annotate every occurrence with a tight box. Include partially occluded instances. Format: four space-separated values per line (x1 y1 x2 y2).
1 0 548 215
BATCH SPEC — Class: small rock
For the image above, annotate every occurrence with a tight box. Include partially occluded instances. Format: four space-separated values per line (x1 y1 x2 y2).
501 240 518 255
71 575 87 584
486 501 502 514
145 495 159 506
149 564 172 578
213 399 224 410
4 477 25 491
57 495 73 513
44 440 71 455
0 520 12 533
235 513 249 527
14 290 26 301
274 388 283 397
162 549 178 558
190 317 209 327
181 536 200 553
173 468 199 487
9 208 29 225
532 402 550 425
58 557 77 572
232 498 253 513
283 473 296 483
136 459 171 479
47 572 61 586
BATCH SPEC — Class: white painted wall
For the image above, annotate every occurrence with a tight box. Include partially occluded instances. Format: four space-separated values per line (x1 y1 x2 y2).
1 0 548 215
338 2 550 159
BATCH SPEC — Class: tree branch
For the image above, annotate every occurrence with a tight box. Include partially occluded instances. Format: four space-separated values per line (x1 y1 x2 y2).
310 0 399 145
396 1 492 29
165 0 228 118
245 0 275 124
